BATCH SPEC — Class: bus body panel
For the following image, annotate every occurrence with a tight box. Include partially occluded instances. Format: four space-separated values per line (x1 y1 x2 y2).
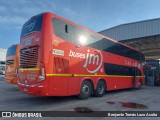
48 76 69 96
18 12 145 96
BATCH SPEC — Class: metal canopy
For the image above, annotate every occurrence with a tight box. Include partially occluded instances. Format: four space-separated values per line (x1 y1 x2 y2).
99 18 160 60
120 35 160 60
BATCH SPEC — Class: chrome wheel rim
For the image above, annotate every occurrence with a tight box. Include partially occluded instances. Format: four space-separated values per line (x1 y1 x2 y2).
82 85 89 95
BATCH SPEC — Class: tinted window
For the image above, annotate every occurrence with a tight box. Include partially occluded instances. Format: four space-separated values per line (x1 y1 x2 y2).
103 41 145 62
147 69 157 76
21 13 43 37
146 60 159 68
145 60 159 76
52 18 144 62
6 45 17 57
52 18 102 46
104 63 142 76
104 63 134 76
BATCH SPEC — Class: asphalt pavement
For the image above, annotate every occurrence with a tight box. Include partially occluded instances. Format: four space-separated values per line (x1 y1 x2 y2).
0 75 160 120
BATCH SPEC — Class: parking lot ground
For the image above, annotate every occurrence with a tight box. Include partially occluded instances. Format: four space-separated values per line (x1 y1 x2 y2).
0 75 160 120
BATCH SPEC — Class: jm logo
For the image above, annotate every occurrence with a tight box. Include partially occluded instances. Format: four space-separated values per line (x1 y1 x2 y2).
83 49 103 73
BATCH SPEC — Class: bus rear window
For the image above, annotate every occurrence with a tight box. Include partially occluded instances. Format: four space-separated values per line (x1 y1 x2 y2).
21 13 43 37
6 45 17 57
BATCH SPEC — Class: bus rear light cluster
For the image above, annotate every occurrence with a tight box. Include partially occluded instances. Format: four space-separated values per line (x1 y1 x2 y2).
38 67 45 82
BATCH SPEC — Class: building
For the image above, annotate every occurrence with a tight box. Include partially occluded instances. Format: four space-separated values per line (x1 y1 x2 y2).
99 18 160 60
0 48 7 61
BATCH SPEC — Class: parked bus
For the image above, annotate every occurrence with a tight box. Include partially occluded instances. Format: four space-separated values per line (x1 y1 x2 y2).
144 60 160 86
18 12 145 99
5 44 20 84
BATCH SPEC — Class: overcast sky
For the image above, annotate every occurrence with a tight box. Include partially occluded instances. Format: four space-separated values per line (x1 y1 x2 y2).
1 0 160 49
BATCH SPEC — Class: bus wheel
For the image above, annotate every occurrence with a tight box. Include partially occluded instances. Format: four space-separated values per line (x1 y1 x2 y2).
137 80 142 89
94 81 106 97
78 81 92 100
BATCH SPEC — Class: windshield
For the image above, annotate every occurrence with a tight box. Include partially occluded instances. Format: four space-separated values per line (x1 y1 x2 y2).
21 13 43 37
6 45 17 57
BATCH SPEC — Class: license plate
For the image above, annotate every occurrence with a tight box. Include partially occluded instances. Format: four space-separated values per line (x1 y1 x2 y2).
24 88 28 92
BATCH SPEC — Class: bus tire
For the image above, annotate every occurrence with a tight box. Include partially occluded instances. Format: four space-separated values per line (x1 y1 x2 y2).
78 81 92 100
94 81 106 97
137 80 142 89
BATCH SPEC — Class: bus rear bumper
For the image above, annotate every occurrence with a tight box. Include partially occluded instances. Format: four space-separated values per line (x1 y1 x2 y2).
18 82 48 96
5 77 17 84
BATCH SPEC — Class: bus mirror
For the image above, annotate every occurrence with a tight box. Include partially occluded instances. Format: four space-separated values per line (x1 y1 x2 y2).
65 25 68 33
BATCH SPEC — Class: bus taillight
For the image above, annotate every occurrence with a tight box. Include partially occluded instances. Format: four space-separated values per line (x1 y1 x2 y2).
38 67 45 82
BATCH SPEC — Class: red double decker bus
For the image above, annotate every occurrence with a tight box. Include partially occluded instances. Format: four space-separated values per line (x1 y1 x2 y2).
18 12 145 99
